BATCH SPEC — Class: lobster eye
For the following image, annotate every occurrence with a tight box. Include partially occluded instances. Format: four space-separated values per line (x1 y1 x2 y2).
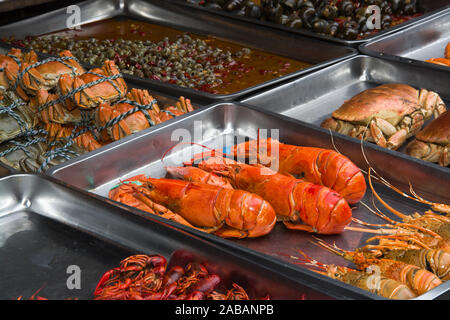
146 182 155 190
233 167 241 174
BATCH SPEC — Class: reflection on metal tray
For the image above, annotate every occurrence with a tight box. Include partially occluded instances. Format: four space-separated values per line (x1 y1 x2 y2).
168 0 450 47
0 173 351 300
360 7 450 72
0 0 356 102
47 103 450 300
242 55 450 170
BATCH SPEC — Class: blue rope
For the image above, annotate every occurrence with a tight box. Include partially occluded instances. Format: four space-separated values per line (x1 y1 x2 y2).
12 55 80 91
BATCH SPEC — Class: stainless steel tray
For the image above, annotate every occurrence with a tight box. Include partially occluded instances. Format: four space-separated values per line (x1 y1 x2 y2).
168 0 450 47
360 7 450 72
0 173 357 300
0 0 356 102
47 102 450 300
242 55 450 172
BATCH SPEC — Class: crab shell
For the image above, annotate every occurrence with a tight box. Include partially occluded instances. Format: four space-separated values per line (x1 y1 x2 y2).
0 137 48 172
0 91 38 143
406 110 450 166
19 50 85 98
95 89 161 141
0 48 22 92
29 89 82 124
330 84 424 126
321 83 446 150
58 60 127 110
45 122 102 152
96 102 153 141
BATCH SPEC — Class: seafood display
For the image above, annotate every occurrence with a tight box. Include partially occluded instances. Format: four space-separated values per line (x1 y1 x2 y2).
0 47 194 172
289 168 449 299
5 18 310 95
425 42 450 67
94 254 263 300
292 252 418 299
405 110 449 167
185 0 423 40
321 83 447 150
2 0 450 302
109 139 368 236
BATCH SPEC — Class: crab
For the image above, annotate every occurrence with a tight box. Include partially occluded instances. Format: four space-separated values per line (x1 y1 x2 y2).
321 84 447 150
0 48 23 93
45 122 103 152
95 88 161 141
18 50 85 99
405 110 449 167
0 91 38 143
0 135 48 172
58 60 127 110
29 89 83 124
96 88 194 141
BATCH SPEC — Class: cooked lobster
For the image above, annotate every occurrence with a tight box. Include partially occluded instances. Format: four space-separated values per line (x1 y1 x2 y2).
169 156 353 234
188 138 366 204
109 174 276 238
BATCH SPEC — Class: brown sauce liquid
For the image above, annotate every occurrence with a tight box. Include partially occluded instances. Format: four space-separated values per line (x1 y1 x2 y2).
38 18 311 95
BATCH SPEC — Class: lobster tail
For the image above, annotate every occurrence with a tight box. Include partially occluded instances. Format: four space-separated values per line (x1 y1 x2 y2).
285 182 352 234
214 189 276 238
315 149 367 204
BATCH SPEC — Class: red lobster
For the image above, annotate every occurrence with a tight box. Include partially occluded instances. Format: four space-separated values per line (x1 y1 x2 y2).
109 174 276 238
188 138 366 204
168 157 352 234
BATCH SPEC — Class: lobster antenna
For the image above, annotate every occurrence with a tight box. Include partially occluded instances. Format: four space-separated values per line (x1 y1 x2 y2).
290 249 326 270
357 123 389 185
368 168 442 238
366 234 431 250
368 167 409 220
311 237 347 257
358 124 448 213
327 128 342 154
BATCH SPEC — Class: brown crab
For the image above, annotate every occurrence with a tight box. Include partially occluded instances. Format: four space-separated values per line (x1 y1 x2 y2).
29 89 83 124
58 60 127 110
0 48 23 93
321 84 447 150
18 50 85 98
405 110 449 166
0 135 48 172
96 88 194 141
45 122 103 153
0 91 37 143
